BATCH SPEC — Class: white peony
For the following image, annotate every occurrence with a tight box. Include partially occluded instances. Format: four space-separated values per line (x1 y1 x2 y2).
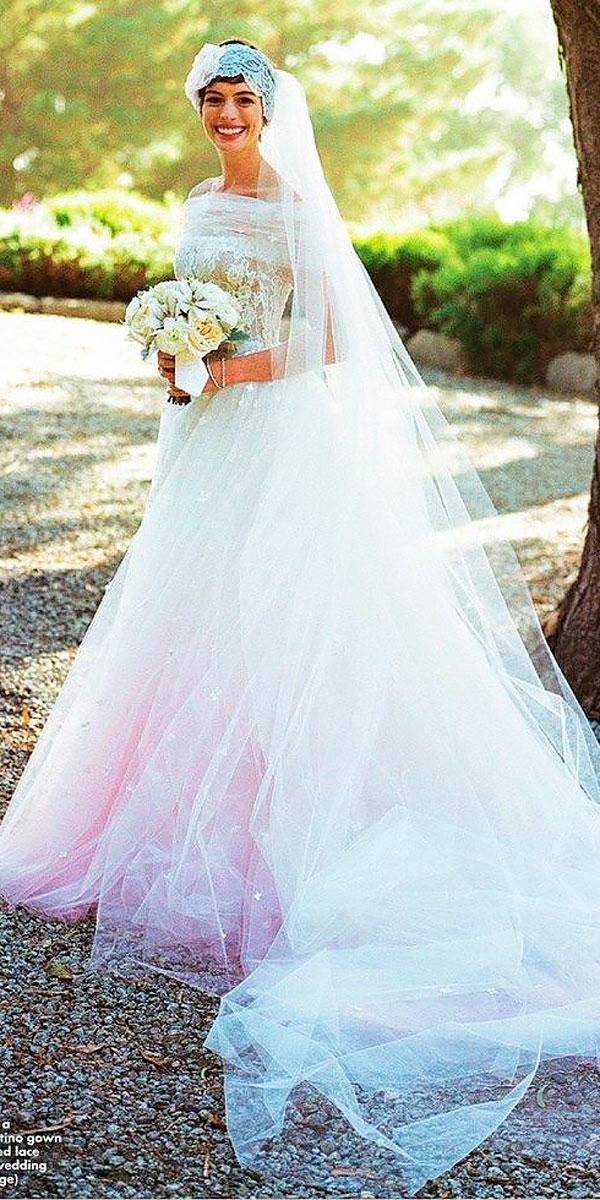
155 316 192 355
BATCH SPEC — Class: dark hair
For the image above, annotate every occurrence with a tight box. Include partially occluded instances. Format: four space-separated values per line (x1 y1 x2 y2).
196 38 268 124
219 38 260 51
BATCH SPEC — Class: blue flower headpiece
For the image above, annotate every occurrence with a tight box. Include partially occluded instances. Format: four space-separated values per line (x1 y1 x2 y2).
184 42 277 121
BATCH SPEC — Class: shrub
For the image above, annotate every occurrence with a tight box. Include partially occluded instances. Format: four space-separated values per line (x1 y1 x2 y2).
46 188 177 239
0 192 175 300
0 193 593 384
412 218 592 382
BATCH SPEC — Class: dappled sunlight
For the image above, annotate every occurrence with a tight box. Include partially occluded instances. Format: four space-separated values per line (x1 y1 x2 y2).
1 310 157 387
0 314 164 585
0 311 595 635
473 490 588 549
93 442 156 488
460 490 588 621
424 374 596 515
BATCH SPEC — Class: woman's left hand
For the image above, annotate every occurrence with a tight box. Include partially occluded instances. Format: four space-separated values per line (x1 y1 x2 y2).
157 350 190 402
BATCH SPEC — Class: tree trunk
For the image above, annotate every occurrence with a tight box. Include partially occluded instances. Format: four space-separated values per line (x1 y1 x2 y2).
545 0 600 719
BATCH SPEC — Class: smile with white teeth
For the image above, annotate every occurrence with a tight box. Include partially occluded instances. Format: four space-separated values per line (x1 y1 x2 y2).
215 126 245 138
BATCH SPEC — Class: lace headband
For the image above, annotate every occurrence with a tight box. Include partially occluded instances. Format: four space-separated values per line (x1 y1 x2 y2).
184 43 277 121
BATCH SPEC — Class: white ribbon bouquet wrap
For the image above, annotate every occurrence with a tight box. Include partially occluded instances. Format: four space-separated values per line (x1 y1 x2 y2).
124 276 247 396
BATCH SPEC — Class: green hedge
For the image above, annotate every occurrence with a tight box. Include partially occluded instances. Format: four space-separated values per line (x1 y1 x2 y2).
411 215 592 382
0 190 177 300
46 189 176 239
0 192 593 383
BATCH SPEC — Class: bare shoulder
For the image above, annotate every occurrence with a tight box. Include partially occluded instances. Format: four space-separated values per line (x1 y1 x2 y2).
186 178 217 200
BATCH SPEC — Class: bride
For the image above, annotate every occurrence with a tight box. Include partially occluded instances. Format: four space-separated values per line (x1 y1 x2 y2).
2 37 600 1196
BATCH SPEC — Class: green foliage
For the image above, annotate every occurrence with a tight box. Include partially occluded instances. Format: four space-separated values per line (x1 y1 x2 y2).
412 216 592 382
353 230 455 330
46 189 179 238
0 0 584 227
0 192 592 384
431 213 519 254
0 191 174 299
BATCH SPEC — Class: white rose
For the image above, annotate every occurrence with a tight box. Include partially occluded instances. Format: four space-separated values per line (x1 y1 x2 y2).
187 310 225 354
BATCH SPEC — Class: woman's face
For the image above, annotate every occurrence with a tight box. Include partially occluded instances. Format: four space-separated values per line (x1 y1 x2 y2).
201 79 264 154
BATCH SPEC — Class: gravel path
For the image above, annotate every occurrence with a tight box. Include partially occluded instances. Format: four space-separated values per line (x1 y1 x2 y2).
0 311 599 1199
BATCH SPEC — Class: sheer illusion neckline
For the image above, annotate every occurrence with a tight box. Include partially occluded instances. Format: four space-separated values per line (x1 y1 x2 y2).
184 177 286 206
210 175 283 201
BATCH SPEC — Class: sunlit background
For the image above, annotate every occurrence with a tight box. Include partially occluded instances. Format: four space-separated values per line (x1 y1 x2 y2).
1 0 581 233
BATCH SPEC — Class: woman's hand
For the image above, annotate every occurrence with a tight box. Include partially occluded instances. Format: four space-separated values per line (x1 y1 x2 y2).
157 350 190 402
157 350 218 402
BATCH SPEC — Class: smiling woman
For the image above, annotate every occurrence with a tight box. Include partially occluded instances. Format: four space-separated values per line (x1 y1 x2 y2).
203 84 263 145
197 39 270 145
156 38 283 403
195 39 276 187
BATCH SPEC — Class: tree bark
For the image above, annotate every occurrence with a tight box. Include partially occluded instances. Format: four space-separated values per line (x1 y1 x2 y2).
545 0 600 719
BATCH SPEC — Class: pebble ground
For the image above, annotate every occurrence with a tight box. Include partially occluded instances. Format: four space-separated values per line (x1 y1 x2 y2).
1 311 599 1198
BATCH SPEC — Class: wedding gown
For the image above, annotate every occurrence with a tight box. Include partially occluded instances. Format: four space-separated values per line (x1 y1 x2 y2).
2 187 600 1195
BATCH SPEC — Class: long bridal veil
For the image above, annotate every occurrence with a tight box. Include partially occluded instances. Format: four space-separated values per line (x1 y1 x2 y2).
199 68 600 1192
249 69 600 798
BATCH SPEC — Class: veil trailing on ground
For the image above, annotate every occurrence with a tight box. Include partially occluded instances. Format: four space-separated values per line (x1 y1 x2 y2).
199 67 600 1193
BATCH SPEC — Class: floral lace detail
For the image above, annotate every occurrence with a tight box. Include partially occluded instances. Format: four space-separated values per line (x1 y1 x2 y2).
211 44 277 119
184 43 277 119
173 197 293 353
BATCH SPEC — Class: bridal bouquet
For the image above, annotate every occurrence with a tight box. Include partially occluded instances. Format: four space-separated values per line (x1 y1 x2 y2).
124 276 247 395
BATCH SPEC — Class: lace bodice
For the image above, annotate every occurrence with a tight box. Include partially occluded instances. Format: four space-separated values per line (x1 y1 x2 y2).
173 190 294 353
